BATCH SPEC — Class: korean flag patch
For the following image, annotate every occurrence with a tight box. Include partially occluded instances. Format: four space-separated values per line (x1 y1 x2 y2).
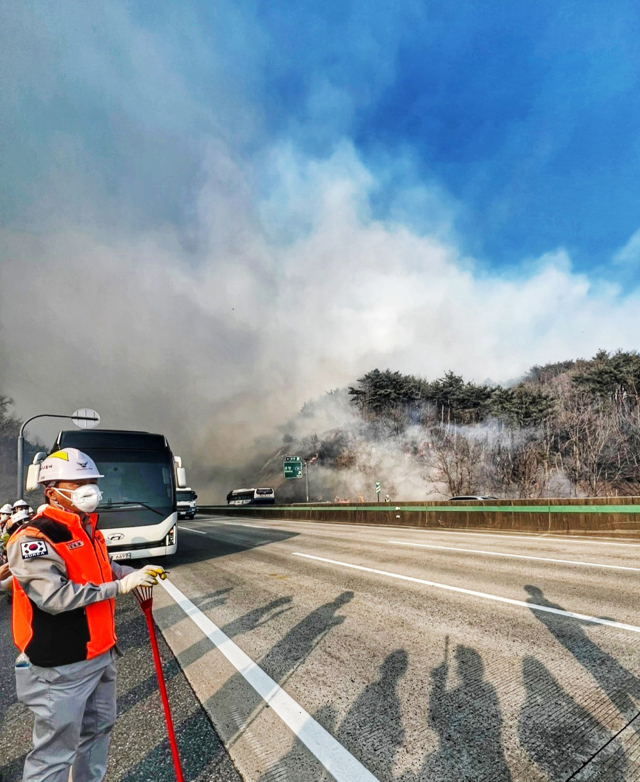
21 540 49 560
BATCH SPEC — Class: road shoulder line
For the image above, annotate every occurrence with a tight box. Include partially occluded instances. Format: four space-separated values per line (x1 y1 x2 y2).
293 553 640 634
388 540 640 571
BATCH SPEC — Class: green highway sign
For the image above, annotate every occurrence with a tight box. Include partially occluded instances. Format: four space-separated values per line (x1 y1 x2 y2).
284 456 303 479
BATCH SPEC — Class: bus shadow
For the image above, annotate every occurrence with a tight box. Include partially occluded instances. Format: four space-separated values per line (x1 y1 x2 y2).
203 591 354 745
158 524 300 567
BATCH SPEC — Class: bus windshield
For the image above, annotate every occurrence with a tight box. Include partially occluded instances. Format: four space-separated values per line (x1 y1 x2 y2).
89 449 174 511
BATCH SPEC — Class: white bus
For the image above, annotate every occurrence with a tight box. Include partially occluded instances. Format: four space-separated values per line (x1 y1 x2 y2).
226 488 275 506
51 429 183 560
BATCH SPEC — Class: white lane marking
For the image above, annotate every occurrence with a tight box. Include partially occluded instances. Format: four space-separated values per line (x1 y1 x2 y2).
251 519 640 546
181 520 272 531
409 530 640 547
293 553 640 635
388 540 640 572
159 579 379 782
180 527 208 535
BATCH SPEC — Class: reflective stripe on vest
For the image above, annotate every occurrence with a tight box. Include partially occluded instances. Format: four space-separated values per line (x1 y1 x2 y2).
10 505 116 663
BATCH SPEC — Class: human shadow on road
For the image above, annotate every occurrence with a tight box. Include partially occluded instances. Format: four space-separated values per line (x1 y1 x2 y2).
221 596 294 639
116 595 292 719
204 591 354 739
336 649 408 782
255 649 408 782
414 643 511 782
518 656 625 781
115 588 234 653
256 591 353 684
177 596 295 669
152 587 234 631
524 585 640 725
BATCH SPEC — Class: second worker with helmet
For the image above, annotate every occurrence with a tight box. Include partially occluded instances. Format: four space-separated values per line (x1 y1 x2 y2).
7 447 166 782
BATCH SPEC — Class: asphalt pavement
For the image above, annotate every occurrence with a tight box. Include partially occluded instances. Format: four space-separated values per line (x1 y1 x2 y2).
153 515 640 782
2 516 640 782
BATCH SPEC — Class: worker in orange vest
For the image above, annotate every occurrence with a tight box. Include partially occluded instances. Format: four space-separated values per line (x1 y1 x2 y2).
7 447 165 782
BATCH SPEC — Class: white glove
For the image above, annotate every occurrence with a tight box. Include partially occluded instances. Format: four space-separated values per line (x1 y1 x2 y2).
118 567 160 595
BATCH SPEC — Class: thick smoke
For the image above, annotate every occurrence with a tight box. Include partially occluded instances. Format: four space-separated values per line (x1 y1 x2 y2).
4 142 640 500
3 4 640 501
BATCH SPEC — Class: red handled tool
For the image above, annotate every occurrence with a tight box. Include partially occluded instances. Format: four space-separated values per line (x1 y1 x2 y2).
133 582 185 782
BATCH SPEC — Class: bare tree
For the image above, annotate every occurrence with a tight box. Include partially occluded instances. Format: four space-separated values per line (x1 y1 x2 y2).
554 389 626 496
427 428 485 497
486 430 546 498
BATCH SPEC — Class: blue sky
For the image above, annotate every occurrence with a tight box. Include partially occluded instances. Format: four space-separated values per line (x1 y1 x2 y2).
3 0 640 274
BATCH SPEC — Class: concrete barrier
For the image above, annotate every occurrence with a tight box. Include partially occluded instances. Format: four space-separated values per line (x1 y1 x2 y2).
200 497 640 538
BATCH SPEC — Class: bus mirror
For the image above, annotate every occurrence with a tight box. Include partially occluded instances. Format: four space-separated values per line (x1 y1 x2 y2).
174 456 183 468
176 467 187 488
33 452 47 465
25 464 40 492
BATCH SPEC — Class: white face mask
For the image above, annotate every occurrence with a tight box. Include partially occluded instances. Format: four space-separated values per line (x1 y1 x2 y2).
55 484 103 513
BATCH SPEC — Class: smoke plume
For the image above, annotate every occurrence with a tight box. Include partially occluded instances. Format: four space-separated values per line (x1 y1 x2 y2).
3 3 640 500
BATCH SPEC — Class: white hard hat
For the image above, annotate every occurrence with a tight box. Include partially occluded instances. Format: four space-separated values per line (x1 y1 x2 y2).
37 448 104 485
13 499 28 509
1 503 13 514
10 508 30 525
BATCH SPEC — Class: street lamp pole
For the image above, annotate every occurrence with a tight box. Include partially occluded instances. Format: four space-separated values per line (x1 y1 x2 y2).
305 459 309 503
16 413 100 499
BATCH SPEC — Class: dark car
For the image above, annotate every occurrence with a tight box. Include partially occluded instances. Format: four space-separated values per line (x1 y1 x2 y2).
448 495 497 501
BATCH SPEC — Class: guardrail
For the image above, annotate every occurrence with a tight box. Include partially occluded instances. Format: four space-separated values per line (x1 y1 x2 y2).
199 497 640 537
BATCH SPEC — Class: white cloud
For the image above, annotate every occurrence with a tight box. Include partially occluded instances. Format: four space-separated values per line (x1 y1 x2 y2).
613 228 640 267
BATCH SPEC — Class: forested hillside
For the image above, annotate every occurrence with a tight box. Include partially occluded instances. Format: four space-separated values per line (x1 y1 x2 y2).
266 350 640 501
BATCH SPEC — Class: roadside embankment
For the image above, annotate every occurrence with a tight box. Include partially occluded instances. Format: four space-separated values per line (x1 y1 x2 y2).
200 497 640 538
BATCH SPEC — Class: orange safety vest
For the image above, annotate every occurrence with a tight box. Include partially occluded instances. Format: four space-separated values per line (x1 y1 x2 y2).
9 505 116 666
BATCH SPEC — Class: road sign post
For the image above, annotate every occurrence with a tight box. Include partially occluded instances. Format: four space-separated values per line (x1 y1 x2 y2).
283 456 309 502
283 456 303 479
375 481 381 502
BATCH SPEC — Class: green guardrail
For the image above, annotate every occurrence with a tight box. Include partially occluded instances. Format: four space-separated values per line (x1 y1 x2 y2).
285 504 640 514
205 503 640 514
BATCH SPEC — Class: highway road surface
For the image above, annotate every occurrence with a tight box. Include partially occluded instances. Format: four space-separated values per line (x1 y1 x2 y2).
155 514 640 782
2 514 640 782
